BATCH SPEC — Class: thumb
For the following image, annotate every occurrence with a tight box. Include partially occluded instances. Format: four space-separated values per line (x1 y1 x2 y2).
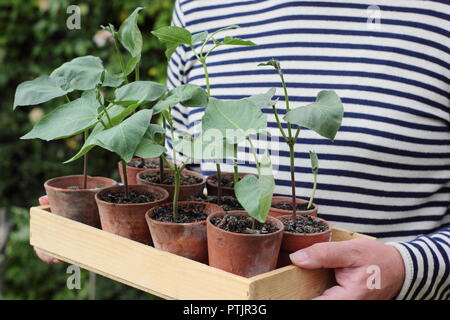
289 240 361 269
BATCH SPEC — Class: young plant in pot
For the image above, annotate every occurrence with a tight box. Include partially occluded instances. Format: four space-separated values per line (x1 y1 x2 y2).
200 96 284 277
151 24 257 202
143 95 224 264
258 59 344 266
13 55 121 227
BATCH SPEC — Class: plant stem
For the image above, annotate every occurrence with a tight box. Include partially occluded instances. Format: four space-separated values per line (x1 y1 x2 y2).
121 159 129 199
135 62 140 81
113 40 128 84
201 61 211 102
83 130 88 189
308 169 318 210
247 137 261 175
233 143 239 186
159 156 164 182
288 143 297 218
172 170 180 220
216 162 222 205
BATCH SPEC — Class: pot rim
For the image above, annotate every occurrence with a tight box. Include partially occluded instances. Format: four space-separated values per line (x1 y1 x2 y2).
95 184 169 207
277 215 332 237
146 201 223 226
271 196 318 212
207 211 285 237
137 168 207 187
44 175 116 193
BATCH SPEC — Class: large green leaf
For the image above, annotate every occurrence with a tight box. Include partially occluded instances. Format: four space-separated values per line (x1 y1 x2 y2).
201 97 267 143
153 84 208 114
173 134 234 160
134 124 167 159
65 108 151 163
21 90 100 141
235 153 274 223
50 56 104 91
151 26 192 59
284 90 344 141
118 7 143 58
13 75 72 109
114 81 166 106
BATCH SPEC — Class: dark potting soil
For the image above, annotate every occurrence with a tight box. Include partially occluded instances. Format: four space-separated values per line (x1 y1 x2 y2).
152 203 208 223
281 215 329 234
127 158 161 169
189 195 243 211
141 172 202 185
209 175 239 188
211 214 279 235
272 201 314 211
99 191 159 204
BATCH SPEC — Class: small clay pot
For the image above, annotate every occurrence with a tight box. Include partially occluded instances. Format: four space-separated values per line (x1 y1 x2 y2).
145 201 224 263
95 184 169 244
276 215 332 267
269 196 318 218
207 211 284 277
137 168 206 201
118 157 161 185
206 172 256 197
44 175 116 228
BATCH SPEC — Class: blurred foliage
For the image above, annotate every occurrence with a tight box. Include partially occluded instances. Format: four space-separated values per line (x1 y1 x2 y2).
0 0 174 299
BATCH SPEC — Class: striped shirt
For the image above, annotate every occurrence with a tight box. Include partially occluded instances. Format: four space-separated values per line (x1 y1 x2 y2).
165 0 450 299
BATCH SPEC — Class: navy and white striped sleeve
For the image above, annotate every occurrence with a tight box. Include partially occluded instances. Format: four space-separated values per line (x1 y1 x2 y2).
165 0 190 158
388 225 450 300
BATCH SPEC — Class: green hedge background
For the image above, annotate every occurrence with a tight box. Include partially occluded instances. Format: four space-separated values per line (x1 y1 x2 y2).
0 0 174 299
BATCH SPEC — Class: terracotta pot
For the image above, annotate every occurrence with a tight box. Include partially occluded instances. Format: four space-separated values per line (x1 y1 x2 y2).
269 196 318 218
206 172 256 197
207 211 284 277
137 168 206 201
95 184 169 244
44 175 116 228
145 201 224 263
276 215 332 267
118 157 162 185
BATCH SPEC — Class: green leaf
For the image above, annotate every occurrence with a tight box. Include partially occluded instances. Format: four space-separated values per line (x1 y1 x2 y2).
134 124 167 159
220 36 256 46
192 31 208 44
153 84 208 114
284 90 344 140
13 75 71 109
173 134 234 160
202 97 267 143
123 55 141 76
67 109 153 163
118 7 143 58
151 26 192 59
21 90 100 141
50 56 104 91
102 70 124 87
245 88 277 109
257 58 281 71
114 81 166 106
309 151 319 172
235 153 274 223
64 121 105 163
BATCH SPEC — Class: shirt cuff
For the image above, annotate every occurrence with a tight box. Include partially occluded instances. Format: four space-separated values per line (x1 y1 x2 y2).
386 241 414 300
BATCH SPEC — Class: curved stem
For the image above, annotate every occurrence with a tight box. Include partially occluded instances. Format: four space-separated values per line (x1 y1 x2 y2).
308 169 318 210
83 129 89 189
288 143 297 218
247 138 261 176
113 40 128 84
233 143 239 186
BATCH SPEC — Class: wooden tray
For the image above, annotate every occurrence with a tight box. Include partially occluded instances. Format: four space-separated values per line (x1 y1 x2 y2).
29 205 373 300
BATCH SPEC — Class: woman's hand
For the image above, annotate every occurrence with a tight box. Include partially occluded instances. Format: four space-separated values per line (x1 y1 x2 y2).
290 238 405 300
34 195 61 264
